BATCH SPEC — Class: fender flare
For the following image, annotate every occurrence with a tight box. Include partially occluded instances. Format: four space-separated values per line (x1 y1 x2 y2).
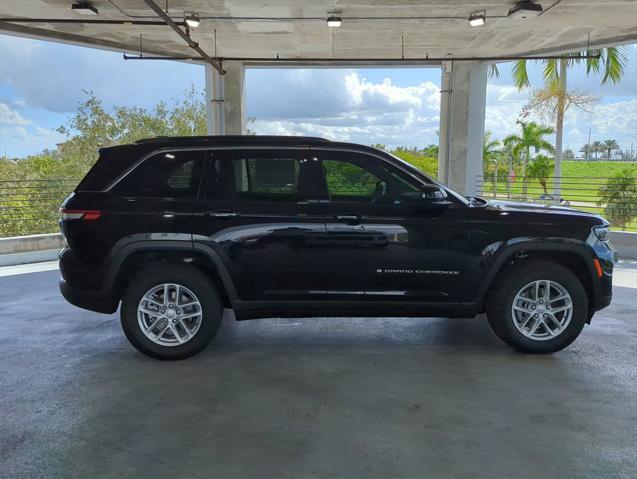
474 239 599 303
103 239 239 305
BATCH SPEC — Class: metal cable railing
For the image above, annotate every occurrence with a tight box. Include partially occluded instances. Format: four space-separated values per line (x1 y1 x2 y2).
0 179 79 237
476 175 637 232
1 176 635 238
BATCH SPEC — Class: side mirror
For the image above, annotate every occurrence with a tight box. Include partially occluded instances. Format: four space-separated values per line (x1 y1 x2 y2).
420 183 448 201
418 184 451 210
400 184 451 210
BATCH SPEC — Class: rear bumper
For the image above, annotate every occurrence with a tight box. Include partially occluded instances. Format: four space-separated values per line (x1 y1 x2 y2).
593 293 613 312
59 278 119 314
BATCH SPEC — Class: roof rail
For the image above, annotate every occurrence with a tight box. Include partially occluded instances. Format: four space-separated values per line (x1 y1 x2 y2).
134 135 330 145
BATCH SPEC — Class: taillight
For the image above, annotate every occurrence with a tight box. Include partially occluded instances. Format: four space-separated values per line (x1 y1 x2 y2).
59 209 102 221
593 258 603 278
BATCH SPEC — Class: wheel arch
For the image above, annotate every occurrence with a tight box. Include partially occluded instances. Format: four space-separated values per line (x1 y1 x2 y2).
104 240 238 308
477 240 599 311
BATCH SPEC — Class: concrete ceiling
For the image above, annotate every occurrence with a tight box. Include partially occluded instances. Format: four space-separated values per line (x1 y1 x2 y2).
1 1 636 65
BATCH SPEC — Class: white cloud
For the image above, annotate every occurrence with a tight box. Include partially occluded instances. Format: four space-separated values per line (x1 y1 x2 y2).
487 84 526 103
250 67 636 151
0 35 203 113
587 99 637 139
248 69 442 148
345 74 428 110
0 102 32 126
1 34 635 157
0 103 64 157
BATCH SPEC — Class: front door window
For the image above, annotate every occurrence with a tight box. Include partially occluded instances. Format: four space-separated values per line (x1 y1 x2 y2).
322 156 422 206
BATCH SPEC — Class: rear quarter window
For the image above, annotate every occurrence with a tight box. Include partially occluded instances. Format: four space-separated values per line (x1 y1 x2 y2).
75 144 144 191
111 151 204 198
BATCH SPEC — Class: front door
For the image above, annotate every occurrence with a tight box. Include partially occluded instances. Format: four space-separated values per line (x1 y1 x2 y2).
315 150 471 304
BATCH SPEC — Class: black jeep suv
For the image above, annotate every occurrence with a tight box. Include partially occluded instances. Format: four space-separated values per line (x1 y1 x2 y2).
59 136 615 359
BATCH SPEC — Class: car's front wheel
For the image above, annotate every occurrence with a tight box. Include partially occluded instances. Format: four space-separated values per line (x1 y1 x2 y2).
121 264 223 360
487 261 588 354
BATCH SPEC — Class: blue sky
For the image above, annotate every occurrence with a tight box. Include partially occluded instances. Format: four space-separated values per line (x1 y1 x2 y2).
1 34 635 158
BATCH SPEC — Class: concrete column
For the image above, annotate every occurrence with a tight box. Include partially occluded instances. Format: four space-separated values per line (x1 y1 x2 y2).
205 61 245 135
205 64 225 135
222 61 246 135
437 61 487 196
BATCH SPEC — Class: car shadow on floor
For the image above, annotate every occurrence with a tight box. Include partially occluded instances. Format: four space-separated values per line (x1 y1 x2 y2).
204 310 506 353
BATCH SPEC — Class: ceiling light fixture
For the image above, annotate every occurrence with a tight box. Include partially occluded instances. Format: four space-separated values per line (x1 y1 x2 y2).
184 12 200 28
327 13 342 28
468 11 486 27
71 2 99 15
507 1 543 20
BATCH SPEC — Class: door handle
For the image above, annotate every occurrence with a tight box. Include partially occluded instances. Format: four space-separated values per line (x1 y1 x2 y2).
209 211 239 218
335 213 362 225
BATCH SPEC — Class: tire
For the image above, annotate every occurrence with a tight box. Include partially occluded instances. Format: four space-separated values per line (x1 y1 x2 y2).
120 264 223 360
486 260 588 354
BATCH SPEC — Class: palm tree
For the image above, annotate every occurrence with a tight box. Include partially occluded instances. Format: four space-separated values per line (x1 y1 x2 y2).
602 139 620 159
563 149 575 161
509 47 628 198
526 154 554 195
483 131 501 197
591 140 603 160
503 120 554 196
597 168 637 230
579 144 591 161
501 137 518 199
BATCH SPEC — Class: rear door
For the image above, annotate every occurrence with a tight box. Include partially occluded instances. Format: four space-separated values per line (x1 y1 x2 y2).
93 150 204 259
191 147 330 302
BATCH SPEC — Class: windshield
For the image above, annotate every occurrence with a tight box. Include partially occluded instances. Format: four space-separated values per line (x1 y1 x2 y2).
385 152 471 206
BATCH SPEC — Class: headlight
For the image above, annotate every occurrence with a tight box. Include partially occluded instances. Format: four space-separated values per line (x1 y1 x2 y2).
593 226 609 242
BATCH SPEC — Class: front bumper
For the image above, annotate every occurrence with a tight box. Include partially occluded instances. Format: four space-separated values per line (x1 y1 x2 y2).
586 232 615 313
59 278 119 314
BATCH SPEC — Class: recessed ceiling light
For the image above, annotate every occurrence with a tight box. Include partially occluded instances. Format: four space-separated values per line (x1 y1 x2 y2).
469 11 486 27
507 1 543 20
327 13 342 28
184 12 201 28
71 2 98 15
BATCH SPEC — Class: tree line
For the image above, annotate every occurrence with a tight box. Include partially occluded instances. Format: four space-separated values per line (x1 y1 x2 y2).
1 76 635 235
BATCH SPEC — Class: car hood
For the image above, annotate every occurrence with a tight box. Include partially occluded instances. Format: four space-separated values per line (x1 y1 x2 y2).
487 199 606 223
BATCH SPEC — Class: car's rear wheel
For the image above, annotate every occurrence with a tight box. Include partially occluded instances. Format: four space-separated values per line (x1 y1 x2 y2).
487 260 588 354
121 264 223 360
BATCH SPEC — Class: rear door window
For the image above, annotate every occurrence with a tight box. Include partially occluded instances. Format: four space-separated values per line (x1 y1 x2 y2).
224 150 325 202
111 150 204 198
236 157 300 200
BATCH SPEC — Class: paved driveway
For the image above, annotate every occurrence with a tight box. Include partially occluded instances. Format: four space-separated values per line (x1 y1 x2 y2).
1 267 635 478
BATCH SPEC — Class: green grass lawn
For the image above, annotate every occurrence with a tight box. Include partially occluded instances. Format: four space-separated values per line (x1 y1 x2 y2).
479 161 637 232
394 156 637 232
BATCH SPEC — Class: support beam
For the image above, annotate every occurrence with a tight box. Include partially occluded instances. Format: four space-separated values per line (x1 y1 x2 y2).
141 0 224 74
437 61 487 197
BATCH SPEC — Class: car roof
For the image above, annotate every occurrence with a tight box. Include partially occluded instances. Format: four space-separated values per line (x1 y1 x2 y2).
134 135 331 147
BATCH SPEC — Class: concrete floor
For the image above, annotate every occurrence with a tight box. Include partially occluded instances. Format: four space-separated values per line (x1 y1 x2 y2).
1 269 636 479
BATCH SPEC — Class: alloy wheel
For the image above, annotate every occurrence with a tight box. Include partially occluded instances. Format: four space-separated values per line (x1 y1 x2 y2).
137 283 203 346
511 279 573 341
